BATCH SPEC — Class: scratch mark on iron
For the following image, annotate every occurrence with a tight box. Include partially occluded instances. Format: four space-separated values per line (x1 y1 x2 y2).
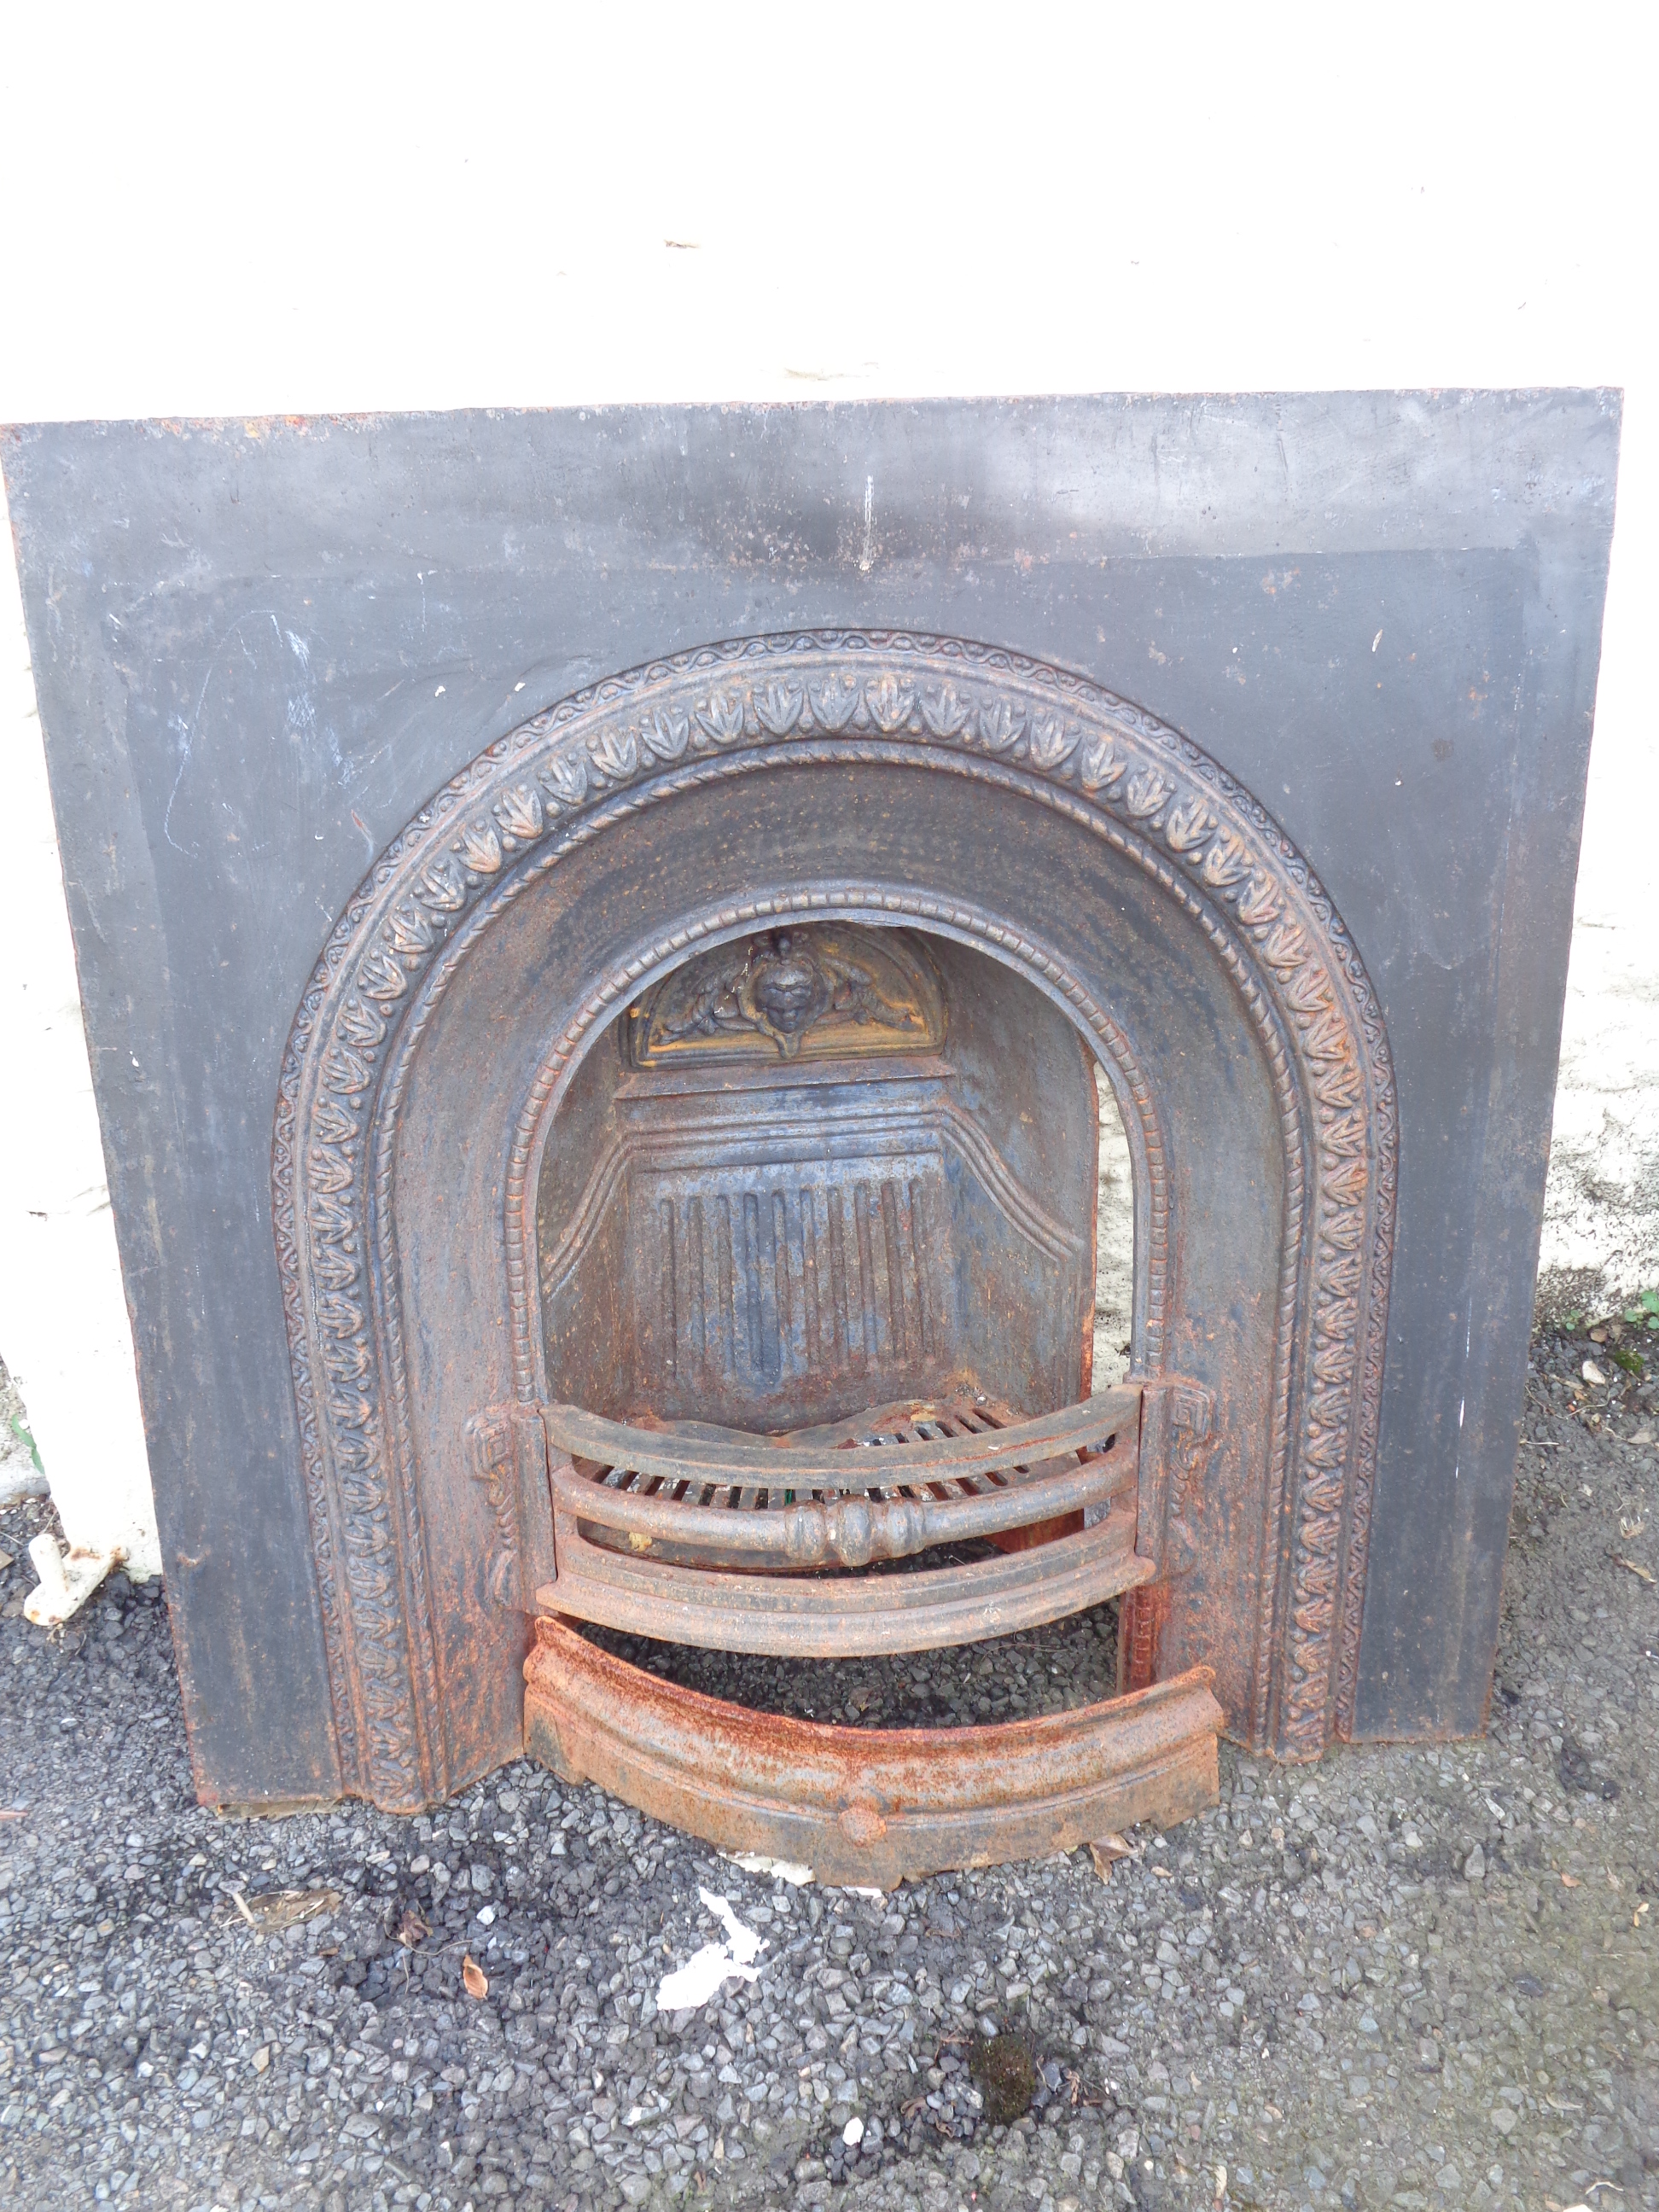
1453 1302 1471 1477
166 610 291 855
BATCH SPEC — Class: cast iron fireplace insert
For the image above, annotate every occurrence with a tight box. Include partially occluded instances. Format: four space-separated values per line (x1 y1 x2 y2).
12 394 1610 1850
276 630 1395 1884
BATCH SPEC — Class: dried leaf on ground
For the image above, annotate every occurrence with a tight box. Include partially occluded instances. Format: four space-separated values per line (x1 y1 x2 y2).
396 1907 430 1948
1615 1555 1655 1584
229 1886 341 1934
1087 1831 1138 1881
463 1954 488 2000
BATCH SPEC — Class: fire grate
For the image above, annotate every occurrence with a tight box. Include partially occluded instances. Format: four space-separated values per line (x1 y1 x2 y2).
529 1388 1148 1652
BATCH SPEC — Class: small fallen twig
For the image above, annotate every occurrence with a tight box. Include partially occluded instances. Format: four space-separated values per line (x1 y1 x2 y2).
224 1885 341 1935
1062 2065 1105 2107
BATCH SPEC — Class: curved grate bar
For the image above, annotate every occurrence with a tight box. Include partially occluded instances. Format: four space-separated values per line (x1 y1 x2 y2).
544 1388 1141 1575
544 1386 1138 1498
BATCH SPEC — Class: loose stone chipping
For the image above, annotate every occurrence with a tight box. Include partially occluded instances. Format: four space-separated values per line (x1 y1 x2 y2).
0 1323 1656 2210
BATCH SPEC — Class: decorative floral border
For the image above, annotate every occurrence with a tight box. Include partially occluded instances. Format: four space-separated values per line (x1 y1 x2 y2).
271 632 1395 1804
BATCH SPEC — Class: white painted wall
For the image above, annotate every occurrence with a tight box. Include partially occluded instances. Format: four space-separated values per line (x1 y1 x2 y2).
1 12 1652 1560
0 490 159 1572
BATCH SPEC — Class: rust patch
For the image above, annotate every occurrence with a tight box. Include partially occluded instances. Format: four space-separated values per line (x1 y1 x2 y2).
524 1615 1222 1888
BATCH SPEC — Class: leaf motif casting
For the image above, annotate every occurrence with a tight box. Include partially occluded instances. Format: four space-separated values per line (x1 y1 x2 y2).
337 997 387 1051
807 675 862 732
864 675 915 733
459 824 503 875
311 1243 359 1293
1235 873 1283 928
639 706 690 761
308 1145 353 1194
1163 794 1217 855
1076 736 1127 793
358 949 409 1002
918 684 970 738
387 904 434 957
1258 922 1312 975
975 699 1025 754
589 730 639 783
1027 712 1080 771
1199 833 1251 890
542 754 589 809
315 1292 364 1338
1123 767 1173 820
696 690 748 745
312 1098 358 1147
754 682 804 736
417 858 467 912
495 784 544 841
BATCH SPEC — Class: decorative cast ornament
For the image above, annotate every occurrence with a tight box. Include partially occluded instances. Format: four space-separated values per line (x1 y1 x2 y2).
273 629 1396 1805
624 924 944 1067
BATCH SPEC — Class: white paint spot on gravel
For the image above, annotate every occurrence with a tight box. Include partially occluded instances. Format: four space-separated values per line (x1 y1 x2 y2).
721 1848 812 1884
655 1887 765 2011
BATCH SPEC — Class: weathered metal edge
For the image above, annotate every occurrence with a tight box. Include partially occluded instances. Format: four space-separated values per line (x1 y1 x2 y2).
541 1495 1153 1657
523 1616 1222 1888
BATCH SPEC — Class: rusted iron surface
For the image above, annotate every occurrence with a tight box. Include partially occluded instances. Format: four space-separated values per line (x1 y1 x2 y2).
624 925 946 1068
1118 1583 1173 1695
540 927 1102 1440
529 1383 1165 1654
542 1386 1139 1502
524 1615 1223 1888
550 1441 1127 1568
542 1493 1151 1656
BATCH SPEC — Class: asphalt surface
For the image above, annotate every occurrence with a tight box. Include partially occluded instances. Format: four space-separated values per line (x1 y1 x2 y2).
0 1322 1654 2211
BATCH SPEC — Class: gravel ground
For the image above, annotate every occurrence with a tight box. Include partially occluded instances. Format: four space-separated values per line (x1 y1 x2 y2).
1 1323 1655 2212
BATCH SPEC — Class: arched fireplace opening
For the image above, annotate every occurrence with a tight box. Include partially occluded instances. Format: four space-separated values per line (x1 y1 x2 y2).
537 921 1110 1437
275 632 1394 1877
